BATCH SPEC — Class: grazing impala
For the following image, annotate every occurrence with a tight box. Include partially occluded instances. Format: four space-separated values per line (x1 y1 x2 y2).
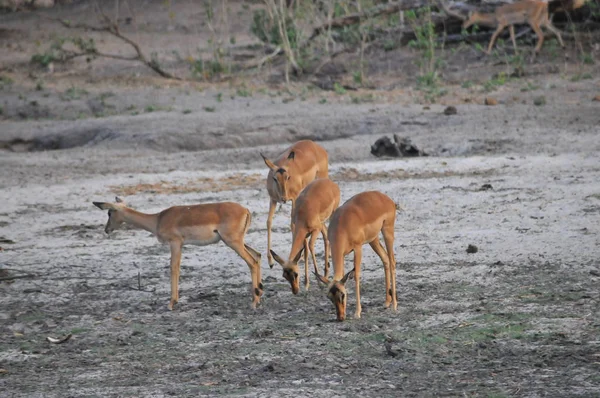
460 0 564 54
92 197 263 310
270 178 341 294
315 191 397 321
261 140 329 268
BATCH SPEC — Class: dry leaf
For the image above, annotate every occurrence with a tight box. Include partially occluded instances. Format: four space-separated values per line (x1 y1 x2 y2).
46 334 72 344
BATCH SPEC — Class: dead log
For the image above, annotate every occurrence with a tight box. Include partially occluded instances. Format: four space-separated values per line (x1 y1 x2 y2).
41 0 181 80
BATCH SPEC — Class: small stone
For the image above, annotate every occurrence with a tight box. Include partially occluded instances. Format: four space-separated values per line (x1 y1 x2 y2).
466 244 478 254
443 106 457 115
479 184 493 191
484 97 498 106
533 96 546 106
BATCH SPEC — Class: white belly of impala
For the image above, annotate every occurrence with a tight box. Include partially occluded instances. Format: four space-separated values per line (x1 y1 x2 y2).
185 237 221 246
181 227 221 246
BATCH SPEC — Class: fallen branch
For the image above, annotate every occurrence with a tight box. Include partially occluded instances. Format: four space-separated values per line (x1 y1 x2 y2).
42 2 181 80
242 46 283 70
0 273 36 282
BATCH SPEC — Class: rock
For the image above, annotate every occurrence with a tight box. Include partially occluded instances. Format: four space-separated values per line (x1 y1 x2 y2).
466 244 478 254
533 96 546 106
484 97 498 106
443 106 457 115
371 134 428 157
479 184 493 191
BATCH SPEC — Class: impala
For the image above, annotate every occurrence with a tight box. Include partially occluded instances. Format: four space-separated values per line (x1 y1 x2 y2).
261 140 329 268
315 191 398 321
460 0 564 54
93 197 263 310
270 178 341 294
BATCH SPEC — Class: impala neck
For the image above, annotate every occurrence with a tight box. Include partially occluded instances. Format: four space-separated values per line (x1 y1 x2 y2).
122 208 159 235
331 248 346 281
472 12 497 27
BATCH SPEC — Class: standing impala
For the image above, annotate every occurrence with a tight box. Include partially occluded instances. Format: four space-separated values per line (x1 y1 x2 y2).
93 197 263 310
315 191 398 321
261 140 329 268
270 178 341 294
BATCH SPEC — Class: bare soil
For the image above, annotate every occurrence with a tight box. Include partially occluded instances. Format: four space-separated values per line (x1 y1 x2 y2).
1 1 600 397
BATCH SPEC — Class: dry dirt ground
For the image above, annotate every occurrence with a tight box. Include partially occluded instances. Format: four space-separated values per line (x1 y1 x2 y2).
1 1 600 397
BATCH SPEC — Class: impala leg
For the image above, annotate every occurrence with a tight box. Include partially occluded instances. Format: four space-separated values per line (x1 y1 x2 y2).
266 199 277 268
530 21 545 54
306 231 319 290
509 25 517 52
353 246 363 319
223 238 262 309
487 24 507 54
303 236 311 291
382 224 397 311
369 238 392 308
245 244 263 294
544 22 565 48
290 198 296 232
168 240 183 311
320 224 330 278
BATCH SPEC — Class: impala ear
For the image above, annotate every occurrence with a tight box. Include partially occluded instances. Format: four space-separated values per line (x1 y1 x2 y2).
292 246 304 263
93 201 108 210
115 196 124 203
261 153 278 171
314 270 330 286
340 268 355 285
270 250 286 267
93 201 122 211
287 151 295 160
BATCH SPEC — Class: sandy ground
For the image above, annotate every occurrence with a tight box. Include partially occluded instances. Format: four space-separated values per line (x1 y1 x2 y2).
2 1 600 397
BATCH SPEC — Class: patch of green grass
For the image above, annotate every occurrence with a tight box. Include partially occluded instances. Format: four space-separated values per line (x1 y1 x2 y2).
484 72 508 92
236 86 252 97
62 86 88 101
215 92 223 102
351 94 375 104
571 73 593 82
145 105 157 113
0 75 14 89
319 98 327 104
581 52 594 65
461 80 473 89
520 82 539 92
333 82 346 95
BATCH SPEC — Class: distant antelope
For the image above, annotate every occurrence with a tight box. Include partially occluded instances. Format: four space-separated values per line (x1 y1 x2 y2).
261 140 329 268
460 0 565 54
270 178 341 294
93 198 262 310
315 191 398 321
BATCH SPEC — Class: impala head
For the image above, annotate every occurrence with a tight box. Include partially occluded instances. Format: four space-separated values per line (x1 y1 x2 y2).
462 11 478 29
261 151 295 203
314 267 355 322
92 197 127 234
270 248 303 294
